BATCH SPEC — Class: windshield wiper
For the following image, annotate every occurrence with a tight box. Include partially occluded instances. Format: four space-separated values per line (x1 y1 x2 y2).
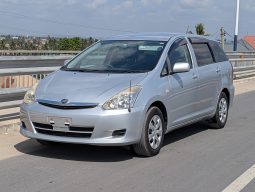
61 68 149 73
110 69 149 73
62 68 103 72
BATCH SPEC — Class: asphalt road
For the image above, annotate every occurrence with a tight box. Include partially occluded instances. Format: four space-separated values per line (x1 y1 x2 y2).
1 91 255 192
0 57 70 68
0 91 26 102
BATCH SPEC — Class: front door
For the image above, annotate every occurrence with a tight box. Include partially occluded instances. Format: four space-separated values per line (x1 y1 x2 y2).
163 38 199 127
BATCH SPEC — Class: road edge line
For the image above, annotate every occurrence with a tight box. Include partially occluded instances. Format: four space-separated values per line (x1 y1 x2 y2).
222 164 255 192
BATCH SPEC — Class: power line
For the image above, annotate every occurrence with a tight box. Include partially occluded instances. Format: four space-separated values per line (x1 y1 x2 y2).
210 30 220 38
224 30 234 39
0 10 136 33
0 23 75 37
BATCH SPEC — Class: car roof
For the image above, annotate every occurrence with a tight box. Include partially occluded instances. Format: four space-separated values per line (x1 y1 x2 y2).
103 32 185 41
103 33 215 42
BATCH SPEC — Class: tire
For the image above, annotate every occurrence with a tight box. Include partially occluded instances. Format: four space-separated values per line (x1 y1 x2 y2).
36 139 56 146
210 92 229 129
133 107 166 157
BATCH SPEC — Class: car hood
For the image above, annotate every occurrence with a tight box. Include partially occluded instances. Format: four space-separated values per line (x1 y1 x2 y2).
36 70 148 104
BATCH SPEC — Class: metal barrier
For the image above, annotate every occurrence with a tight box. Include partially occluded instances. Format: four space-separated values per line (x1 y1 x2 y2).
2 50 254 58
0 50 79 56
0 67 60 122
0 55 255 122
226 52 255 59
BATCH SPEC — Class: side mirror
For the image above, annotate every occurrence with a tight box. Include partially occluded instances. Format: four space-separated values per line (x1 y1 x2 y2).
172 62 190 73
64 59 70 65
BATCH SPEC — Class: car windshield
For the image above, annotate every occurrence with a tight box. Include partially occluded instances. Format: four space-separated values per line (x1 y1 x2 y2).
61 40 166 73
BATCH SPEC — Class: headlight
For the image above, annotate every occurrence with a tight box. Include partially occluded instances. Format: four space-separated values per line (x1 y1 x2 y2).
102 86 142 110
23 83 38 104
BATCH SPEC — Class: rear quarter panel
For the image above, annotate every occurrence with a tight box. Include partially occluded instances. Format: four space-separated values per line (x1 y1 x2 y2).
220 60 235 107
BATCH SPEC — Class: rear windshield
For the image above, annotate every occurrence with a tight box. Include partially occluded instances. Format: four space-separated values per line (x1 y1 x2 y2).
61 40 166 73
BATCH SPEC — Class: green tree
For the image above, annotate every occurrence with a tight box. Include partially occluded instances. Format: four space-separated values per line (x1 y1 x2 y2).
59 37 82 50
0 35 97 51
0 40 4 49
195 23 205 35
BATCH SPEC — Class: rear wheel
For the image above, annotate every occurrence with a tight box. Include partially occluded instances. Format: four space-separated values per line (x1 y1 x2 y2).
210 92 229 129
133 107 165 157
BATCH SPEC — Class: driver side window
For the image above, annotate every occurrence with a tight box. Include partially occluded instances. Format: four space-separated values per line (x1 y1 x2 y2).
161 39 192 76
168 44 192 69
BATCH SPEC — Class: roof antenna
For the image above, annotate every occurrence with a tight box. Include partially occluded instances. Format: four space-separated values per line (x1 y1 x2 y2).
186 25 189 34
128 80 131 113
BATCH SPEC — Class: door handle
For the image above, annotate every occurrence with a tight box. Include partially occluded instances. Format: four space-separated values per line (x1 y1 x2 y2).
216 68 221 73
192 75 198 79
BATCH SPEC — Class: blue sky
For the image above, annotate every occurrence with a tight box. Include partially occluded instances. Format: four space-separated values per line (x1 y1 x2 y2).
0 0 254 39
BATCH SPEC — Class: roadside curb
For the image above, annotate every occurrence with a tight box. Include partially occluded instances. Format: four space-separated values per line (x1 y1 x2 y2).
234 76 255 84
0 122 19 134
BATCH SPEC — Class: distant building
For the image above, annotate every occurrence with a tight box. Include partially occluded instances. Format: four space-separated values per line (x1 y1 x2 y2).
224 39 255 52
243 35 255 50
40 38 48 45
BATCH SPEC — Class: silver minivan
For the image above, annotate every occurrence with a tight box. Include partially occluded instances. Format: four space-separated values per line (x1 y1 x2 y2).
20 33 235 156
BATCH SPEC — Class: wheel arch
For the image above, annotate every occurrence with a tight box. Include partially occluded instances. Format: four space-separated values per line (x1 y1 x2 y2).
147 101 168 127
221 88 230 103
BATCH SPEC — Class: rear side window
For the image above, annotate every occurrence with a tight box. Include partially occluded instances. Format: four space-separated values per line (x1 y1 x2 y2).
192 43 214 66
209 41 228 62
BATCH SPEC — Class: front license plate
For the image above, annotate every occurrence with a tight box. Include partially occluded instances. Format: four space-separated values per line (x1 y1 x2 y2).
48 116 72 131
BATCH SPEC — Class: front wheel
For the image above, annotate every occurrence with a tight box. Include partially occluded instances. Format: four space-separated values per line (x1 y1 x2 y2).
210 92 229 129
133 107 165 157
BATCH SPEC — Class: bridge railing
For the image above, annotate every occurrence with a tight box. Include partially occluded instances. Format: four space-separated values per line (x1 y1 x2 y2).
0 67 59 89
226 52 255 59
0 54 255 121
0 50 79 56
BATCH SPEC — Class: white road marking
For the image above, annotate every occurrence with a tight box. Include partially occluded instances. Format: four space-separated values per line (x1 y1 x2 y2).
222 164 255 192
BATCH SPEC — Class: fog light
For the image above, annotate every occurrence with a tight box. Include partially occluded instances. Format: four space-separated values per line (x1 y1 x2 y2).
112 129 126 137
21 121 26 129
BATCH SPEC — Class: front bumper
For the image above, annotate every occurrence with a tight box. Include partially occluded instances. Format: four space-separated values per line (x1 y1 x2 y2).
20 102 145 146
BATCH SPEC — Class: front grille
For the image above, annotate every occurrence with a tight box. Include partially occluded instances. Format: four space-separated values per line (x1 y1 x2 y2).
35 129 92 138
33 122 53 130
33 122 94 138
69 126 94 132
37 100 98 110
38 102 97 110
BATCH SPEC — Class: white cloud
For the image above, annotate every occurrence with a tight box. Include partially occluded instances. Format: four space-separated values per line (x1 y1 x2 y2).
180 0 213 8
244 0 255 12
89 0 107 9
140 0 163 5
111 0 134 14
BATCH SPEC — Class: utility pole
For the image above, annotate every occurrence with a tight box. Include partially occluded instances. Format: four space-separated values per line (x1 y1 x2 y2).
234 0 240 51
220 27 225 50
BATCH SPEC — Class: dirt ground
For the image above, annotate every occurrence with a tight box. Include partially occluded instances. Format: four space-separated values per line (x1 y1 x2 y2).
234 77 255 95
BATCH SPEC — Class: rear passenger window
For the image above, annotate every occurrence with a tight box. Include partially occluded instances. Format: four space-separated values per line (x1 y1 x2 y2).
209 41 228 62
192 43 214 66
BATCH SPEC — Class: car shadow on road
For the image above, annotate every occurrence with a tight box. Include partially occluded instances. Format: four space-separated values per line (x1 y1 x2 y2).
163 122 210 147
15 122 210 162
